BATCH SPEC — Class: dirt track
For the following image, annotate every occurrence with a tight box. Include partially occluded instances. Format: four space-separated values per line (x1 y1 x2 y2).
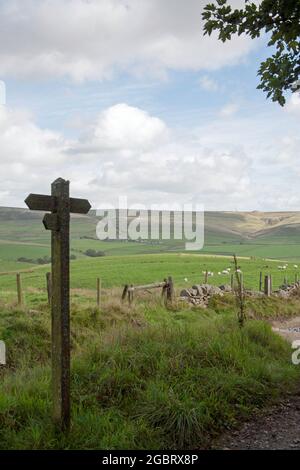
212 316 300 450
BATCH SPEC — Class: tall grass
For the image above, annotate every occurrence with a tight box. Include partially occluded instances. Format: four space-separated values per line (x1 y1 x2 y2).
0 295 299 449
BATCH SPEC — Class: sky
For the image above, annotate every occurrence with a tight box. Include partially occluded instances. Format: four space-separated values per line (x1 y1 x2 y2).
0 0 299 211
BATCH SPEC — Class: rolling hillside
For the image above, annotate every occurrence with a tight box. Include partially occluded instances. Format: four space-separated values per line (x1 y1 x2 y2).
1 207 300 273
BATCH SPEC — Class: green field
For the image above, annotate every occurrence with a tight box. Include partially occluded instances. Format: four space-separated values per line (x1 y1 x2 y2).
2 208 300 276
0 253 299 307
1 207 300 305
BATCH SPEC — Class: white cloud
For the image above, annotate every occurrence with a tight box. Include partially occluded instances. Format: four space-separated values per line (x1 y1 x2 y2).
219 102 240 117
286 92 300 114
0 0 255 82
1 100 299 211
0 101 253 209
199 75 219 92
87 103 168 152
0 81 6 105
0 104 72 205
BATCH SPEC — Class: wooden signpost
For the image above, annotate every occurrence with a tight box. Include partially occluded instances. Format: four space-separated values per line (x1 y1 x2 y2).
25 178 91 431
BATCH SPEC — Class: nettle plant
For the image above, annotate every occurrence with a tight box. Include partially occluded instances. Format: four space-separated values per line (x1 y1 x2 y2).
202 0 300 106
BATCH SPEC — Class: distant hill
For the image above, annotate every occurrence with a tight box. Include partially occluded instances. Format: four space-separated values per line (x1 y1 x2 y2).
1 207 300 268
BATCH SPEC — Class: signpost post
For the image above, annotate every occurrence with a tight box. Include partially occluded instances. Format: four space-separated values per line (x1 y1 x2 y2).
25 178 91 431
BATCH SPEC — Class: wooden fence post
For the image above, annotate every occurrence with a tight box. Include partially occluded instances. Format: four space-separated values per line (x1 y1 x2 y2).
204 270 208 283
97 277 102 308
122 284 129 301
264 275 271 297
259 271 262 292
16 273 23 306
46 272 52 305
128 285 134 304
166 276 174 304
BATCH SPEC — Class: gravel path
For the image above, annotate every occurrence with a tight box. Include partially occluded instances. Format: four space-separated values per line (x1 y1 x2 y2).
211 316 300 450
212 394 300 450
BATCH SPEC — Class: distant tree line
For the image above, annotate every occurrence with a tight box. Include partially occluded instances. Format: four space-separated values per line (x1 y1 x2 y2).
84 249 105 257
18 254 77 265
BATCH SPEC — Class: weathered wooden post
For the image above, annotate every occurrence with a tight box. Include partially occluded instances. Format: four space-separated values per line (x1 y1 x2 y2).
122 284 129 302
97 277 102 308
259 271 262 292
204 270 208 283
128 284 134 304
264 275 271 297
46 272 52 305
166 276 174 303
16 273 23 306
25 178 91 432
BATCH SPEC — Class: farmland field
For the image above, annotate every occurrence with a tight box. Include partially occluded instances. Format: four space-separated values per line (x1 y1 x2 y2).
0 253 299 307
2 207 300 304
2 208 300 271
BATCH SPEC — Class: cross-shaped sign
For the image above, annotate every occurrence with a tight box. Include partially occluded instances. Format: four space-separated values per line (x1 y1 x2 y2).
25 178 91 431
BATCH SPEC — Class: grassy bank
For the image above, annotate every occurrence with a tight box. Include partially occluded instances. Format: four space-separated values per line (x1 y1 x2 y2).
0 294 299 450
